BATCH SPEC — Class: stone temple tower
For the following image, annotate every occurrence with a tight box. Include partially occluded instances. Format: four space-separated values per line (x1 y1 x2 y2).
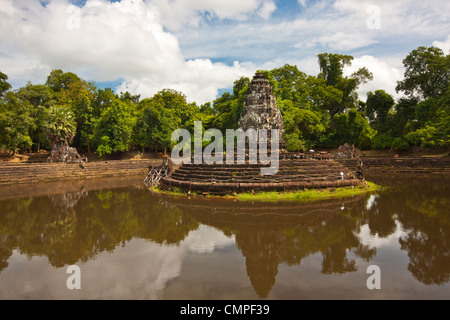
238 72 285 149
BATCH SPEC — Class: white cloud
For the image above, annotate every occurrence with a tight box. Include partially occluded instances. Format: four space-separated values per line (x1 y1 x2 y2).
184 224 236 254
344 55 404 101
334 0 450 38
0 225 235 299
0 0 254 103
365 194 379 211
433 35 450 54
116 60 253 103
152 0 275 31
1 0 448 104
356 221 406 249
258 1 276 20
316 32 378 51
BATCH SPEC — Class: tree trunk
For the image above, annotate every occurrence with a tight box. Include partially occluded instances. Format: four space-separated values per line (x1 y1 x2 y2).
329 109 335 129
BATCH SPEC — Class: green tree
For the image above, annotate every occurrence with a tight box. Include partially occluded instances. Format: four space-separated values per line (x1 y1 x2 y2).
270 64 307 102
15 82 56 151
43 106 77 148
0 71 12 97
391 137 410 150
372 133 393 150
263 65 329 150
317 53 373 127
46 69 81 93
134 98 180 153
366 90 395 132
396 46 450 148
212 78 249 132
45 69 98 152
0 92 33 155
389 97 418 138
151 89 200 132
332 109 375 149
119 91 140 105
58 79 97 151
281 99 325 151
92 100 137 156
396 46 450 100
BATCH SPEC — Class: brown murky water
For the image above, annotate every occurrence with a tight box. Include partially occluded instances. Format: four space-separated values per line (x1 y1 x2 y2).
0 175 448 299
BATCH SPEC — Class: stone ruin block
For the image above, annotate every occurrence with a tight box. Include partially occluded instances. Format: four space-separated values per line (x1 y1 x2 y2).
238 72 286 150
333 143 359 159
47 143 87 164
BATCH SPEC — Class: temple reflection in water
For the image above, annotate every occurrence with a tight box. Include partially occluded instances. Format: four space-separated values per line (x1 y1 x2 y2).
0 177 448 298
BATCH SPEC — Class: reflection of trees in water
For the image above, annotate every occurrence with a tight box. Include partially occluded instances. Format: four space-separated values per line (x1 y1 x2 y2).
282 211 376 274
182 182 449 296
360 183 449 285
48 188 88 211
0 246 12 272
0 181 448 295
183 198 372 297
396 188 450 285
0 188 198 271
364 195 397 238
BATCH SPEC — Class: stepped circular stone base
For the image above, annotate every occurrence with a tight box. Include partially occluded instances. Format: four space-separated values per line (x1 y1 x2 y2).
159 159 363 195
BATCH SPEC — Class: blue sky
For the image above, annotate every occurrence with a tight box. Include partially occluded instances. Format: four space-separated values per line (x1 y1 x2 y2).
1 0 449 103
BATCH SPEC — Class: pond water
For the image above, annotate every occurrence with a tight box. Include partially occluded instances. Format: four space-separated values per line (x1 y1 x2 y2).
0 175 448 300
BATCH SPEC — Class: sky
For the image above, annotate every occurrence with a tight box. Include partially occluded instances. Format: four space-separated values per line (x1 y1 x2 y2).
1 0 449 104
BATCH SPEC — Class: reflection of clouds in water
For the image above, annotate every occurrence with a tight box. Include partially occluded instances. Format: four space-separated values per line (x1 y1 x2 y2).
356 221 406 249
0 225 234 299
147 225 234 299
366 194 379 211
147 245 185 299
185 225 235 254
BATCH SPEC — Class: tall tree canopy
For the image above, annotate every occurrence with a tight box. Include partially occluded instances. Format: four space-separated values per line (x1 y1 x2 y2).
396 46 450 100
366 90 395 133
1 45 447 157
43 106 77 147
92 99 137 156
317 53 373 127
395 46 450 148
0 92 33 155
0 71 12 97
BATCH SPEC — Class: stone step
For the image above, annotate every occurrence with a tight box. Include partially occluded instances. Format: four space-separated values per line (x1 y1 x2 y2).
178 165 346 173
175 165 349 175
172 169 347 178
181 159 342 167
160 177 362 194
168 176 346 184
160 157 359 195
0 160 151 185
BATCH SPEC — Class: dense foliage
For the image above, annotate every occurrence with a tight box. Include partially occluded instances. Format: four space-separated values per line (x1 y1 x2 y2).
0 46 448 156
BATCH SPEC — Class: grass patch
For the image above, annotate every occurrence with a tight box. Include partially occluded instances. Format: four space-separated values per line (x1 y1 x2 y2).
148 186 188 197
236 181 382 203
147 182 384 203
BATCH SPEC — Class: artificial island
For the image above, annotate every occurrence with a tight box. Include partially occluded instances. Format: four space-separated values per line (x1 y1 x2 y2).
144 72 370 199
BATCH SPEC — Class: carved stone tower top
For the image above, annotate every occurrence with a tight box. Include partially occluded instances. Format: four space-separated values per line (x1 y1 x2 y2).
238 72 285 148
